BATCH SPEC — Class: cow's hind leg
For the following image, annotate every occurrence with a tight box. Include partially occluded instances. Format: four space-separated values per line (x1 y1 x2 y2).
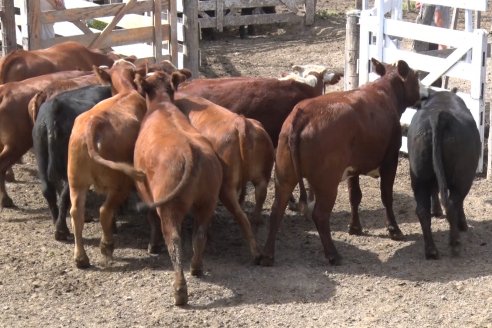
380 155 404 240
190 201 216 277
147 210 165 254
312 182 341 265
70 187 89 268
220 187 260 261
54 183 71 241
414 186 439 259
250 178 269 228
99 189 128 266
347 176 363 235
259 179 296 266
0 145 22 208
446 192 463 257
157 206 188 306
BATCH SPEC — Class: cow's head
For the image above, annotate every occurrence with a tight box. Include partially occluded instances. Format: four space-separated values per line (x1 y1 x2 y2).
371 58 429 109
94 59 146 95
135 69 192 104
291 64 342 87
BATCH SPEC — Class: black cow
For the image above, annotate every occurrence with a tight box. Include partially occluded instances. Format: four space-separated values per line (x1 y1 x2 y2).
407 89 480 259
32 85 112 241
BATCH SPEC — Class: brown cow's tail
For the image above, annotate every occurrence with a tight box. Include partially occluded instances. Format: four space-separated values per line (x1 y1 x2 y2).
28 91 48 124
288 108 309 218
136 144 195 211
430 111 449 209
235 116 252 186
85 118 146 181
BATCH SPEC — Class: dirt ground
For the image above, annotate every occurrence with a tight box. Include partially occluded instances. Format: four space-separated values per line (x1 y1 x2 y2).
1 1 492 327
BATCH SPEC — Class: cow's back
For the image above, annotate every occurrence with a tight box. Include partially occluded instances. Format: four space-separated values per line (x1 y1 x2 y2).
179 77 319 146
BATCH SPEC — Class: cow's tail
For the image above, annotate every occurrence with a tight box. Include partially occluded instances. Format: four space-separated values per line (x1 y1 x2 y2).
28 91 47 124
235 115 251 186
288 108 309 218
46 99 66 183
430 111 449 209
136 144 195 211
85 118 146 181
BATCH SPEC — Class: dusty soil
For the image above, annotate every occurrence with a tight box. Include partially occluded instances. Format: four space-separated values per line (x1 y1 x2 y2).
1 1 492 327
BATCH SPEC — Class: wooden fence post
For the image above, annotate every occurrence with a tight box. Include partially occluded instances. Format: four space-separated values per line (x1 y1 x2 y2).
344 9 360 91
24 0 42 50
183 0 199 77
153 0 163 62
0 0 16 54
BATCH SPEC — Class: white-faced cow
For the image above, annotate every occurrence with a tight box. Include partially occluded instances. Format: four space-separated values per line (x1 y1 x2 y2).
134 71 222 306
258 58 428 266
407 89 480 259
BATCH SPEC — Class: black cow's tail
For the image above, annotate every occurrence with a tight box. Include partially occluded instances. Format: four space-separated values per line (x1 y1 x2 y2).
46 99 66 183
85 118 146 181
430 111 449 209
136 143 194 211
288 108 308 218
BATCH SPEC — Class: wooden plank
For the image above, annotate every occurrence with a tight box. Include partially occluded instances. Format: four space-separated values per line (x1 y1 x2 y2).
154 0 163 62
169 0 178 65
305 0 315 25
183 0 199 76
409 0 487 11
25 0 41 49
41 25 166 49
1 0 17 54
199 12 302 28
216 0 224 32
420 46 471 86
89 0 137 49
41 1 154 24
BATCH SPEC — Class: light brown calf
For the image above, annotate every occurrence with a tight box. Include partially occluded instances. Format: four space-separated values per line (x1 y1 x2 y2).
134 71 222 306
175 93 274 260
67 60 147 268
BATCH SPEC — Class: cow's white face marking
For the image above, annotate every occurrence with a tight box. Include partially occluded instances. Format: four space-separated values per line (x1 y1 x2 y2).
292 64 327 77
278 74 317 87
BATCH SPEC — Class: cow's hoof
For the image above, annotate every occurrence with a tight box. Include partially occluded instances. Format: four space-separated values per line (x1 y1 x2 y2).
75 254 90 269
190 267 203 277
327 254 342 266
431 210 443 218
388 227 405 241
458 221 468 232
174 286 188 306
450 242 461 257
348 225 363 236
54 229 72 242
147 243 165 255
258 255 274 267
287 200 299 212
100 241 115 258
425 249 440 260
1 196 15 208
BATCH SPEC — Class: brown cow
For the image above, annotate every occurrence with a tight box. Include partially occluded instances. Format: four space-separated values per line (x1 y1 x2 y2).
134 71 222 306
178 65 342 147
0 41 115 84
28 74 102 124
0 70 91 208
259 59 428 266
67 59 147 269
175 93 275 260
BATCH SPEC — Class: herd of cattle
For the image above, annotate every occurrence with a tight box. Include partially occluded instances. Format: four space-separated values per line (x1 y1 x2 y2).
0 41 481 305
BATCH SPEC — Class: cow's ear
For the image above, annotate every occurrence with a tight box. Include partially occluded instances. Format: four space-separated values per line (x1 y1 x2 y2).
171 71 189 90
93 65 112 84
371 58 385 76
177 69 192 80
124 55 138 63
134 73 148 95
396 60 410 79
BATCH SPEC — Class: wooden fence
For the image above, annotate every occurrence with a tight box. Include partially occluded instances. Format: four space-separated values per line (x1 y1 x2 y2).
4 0 183 67
358 0 489 172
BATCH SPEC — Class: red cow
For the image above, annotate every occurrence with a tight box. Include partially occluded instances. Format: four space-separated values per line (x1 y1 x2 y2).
67 60 147 269
0 70 91 208
0 41 115 83
175 93 275 260
178 65 342 147
259 59 428 266
134 71 222 306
